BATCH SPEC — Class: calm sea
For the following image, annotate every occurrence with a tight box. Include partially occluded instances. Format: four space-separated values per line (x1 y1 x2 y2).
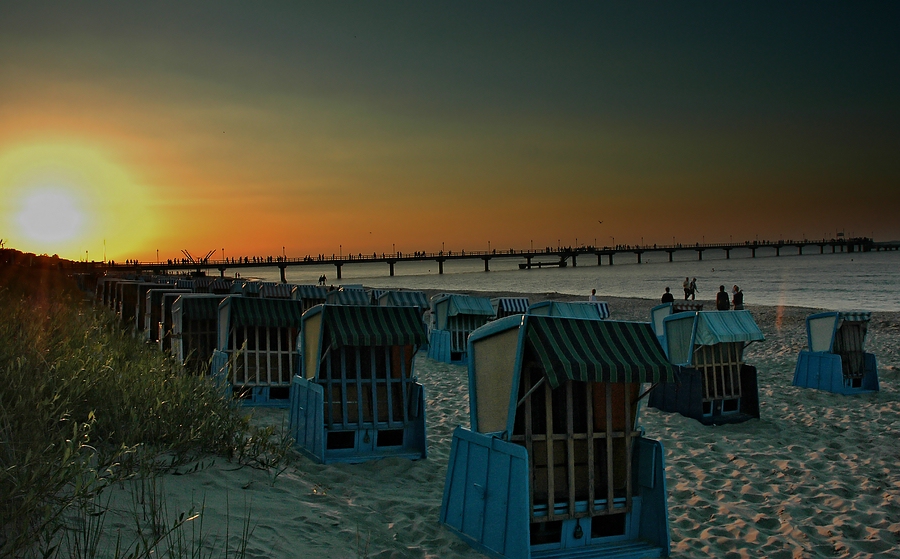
233 248 900 312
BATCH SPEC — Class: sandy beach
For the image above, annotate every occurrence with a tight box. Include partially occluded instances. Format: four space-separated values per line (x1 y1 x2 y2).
99 292 900 558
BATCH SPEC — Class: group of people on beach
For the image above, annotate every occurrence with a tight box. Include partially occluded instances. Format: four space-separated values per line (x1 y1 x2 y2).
659 278 744 310
716 284 744 311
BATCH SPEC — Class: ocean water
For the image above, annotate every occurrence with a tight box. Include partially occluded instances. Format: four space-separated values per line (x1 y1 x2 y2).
234 248 900 312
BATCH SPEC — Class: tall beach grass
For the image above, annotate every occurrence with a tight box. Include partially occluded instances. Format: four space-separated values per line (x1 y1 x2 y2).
0 265 290 558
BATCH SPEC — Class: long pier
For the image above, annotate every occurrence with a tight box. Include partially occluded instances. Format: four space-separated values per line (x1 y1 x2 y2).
87 237 898 281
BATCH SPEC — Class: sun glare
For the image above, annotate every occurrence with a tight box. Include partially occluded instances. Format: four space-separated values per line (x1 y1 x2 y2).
15 188 87 244
1 142 159 260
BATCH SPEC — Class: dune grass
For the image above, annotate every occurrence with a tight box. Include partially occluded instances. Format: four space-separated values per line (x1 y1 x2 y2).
0 266 291 558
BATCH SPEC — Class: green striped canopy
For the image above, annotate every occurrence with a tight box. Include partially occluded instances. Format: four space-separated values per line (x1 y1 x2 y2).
324 305 427 347
294 284 328 301
524 316 675 388
224 297 306 328
326 289 372 306
178 295 224 320
379 290 429 309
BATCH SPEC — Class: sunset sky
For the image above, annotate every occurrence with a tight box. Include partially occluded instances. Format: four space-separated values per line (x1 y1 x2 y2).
1 3 898 262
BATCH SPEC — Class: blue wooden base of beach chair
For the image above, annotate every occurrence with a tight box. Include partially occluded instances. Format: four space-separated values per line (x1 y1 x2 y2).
792 351 879 395
289 376 427 464
439 427 670 559
647 366 760 426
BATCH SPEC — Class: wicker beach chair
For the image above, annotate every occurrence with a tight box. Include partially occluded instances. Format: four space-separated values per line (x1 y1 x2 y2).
793 311 878 394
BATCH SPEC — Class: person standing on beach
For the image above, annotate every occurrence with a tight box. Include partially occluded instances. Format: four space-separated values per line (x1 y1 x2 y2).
589 288 597 301
661 287 674 303
683 277 691 300
716 285 730 310
689 277 698 300
732 285 744 310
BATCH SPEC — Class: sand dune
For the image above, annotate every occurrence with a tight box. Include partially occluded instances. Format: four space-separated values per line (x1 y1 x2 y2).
100 294 900 558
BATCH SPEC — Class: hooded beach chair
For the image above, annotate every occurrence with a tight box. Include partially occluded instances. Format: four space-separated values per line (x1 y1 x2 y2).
170 293 229 373
648 310 764 424
440 315 675 559
144 287 189 342
427 293 494 364
792 311 878 394
289 304 428 463
217 296 306 406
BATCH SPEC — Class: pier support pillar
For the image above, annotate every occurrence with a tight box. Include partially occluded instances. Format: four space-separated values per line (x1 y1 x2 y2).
482 257 490 272
667 251 674 262
278 265 287 283
751 248 756 257
697 250 704 261
218 266 227 278
571 254 577 267
820 245 824 254
725 249 730 259
335 263 342 279
607 254 614 265
776 247 781 256
597 255 602 266
389 262 395 276
636 252 642 264
798 246 803 255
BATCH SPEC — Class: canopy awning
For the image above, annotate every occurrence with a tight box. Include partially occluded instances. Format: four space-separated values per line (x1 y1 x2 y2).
524 316 676 388
326 289 371 306
839 311 871 323
694 310 765 346
177 295 223 320
323 305 427 347
493 297 530 314
379 290 429 309
293 284 328 301
224 297 305 328
529 301 609 320
446 295 494 317
259 283 295 299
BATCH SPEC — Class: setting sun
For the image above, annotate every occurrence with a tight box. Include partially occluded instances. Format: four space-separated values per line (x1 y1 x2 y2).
15 188 86 244
0 142 160 260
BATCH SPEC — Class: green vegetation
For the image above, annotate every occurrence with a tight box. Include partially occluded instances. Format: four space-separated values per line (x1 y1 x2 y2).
0 263 291 558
